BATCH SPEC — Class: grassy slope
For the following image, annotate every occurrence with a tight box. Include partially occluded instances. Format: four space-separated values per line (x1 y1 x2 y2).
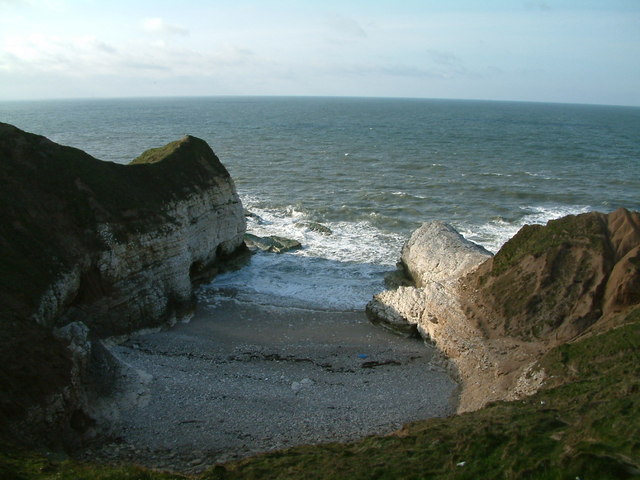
489 213 609 276
3 308 638 480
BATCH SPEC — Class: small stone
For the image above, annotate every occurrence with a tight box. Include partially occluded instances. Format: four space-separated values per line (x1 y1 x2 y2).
296 221 333 236
244 233 302 253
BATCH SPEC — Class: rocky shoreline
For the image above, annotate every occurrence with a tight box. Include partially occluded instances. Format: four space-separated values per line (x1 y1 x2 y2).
2 123 639 478
74 297 457 474
367 209 640 412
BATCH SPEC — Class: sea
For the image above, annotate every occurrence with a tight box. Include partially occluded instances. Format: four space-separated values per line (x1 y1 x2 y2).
2 96 639 311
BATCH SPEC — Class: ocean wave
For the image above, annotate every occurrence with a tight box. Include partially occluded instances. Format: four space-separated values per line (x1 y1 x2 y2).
202 252 391 311
241 196 404 266
479 172 513 177
392 191 428 199
523 171 555 180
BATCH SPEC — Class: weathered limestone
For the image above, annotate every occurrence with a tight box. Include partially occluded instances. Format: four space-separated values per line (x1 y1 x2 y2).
400 221 492 288
53 187 246 337
0 124 246 444
366 221 501 411
368 210 640 413
366 221 491 342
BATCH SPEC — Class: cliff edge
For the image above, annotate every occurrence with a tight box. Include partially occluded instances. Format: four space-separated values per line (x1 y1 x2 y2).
0 123 246 445
368 209 640 412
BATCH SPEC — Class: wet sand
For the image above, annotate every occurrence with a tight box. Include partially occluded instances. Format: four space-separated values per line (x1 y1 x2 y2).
78 297 458 473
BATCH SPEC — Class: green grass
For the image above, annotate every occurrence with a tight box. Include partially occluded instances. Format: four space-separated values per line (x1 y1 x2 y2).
3 309 639 480
0 445 187 480
490 212 608 276
129 140 183 165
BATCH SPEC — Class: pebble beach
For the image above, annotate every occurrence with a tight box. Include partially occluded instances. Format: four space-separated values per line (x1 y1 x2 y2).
78 296 458 473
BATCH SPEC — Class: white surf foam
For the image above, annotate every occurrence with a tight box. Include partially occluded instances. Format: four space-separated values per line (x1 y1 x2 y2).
205 195 403 310
242 196 404 266
203 252 391 311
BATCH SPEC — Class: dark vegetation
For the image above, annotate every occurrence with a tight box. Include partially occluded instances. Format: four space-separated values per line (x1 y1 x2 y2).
471 209 640 342
489 213 609 276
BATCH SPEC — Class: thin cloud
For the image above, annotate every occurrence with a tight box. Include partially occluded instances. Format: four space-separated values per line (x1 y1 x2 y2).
0 0 28 6
1 30 258 79
324 13 367 39
2 33 116 68
142 17 189 36
0 0 66 10
76 35 117 54
525 1 551 12
426 49 471 78
329 61 452 80
120 60 171 72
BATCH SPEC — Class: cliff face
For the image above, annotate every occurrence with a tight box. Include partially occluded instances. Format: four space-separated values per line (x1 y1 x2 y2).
0 123 246 443
367 209 640 412
467 208 640 343
366 222 500 411
366 222 492 338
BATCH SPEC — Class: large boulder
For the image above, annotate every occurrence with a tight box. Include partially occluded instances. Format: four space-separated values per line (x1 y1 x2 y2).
366 221 492 337
401 221 492 287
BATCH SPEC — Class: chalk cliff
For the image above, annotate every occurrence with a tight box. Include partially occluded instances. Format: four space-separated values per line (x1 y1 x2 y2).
367 209 640 412
0 123 246 444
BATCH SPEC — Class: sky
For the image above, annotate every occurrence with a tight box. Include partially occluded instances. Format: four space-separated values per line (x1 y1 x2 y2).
0 0 639 106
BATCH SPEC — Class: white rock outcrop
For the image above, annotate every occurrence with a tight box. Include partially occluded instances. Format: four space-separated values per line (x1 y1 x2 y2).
367 222 528 412
367 221 553 412
400 221 492 287
367 222 491 341
33 139 246 337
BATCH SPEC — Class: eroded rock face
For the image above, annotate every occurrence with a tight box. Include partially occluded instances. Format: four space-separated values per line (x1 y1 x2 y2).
368 209 640 413
366 221 492 339
0 123 246 444
466 208 640 343
401 221 492 288
366 221 499 411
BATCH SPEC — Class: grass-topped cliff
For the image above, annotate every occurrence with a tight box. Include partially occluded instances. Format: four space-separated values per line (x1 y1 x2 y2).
0 123 244 448
0 123 233 325
2 208 639 478
469 208 640 342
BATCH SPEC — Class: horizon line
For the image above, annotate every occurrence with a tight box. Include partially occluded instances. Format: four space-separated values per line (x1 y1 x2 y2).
1 93 638 109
